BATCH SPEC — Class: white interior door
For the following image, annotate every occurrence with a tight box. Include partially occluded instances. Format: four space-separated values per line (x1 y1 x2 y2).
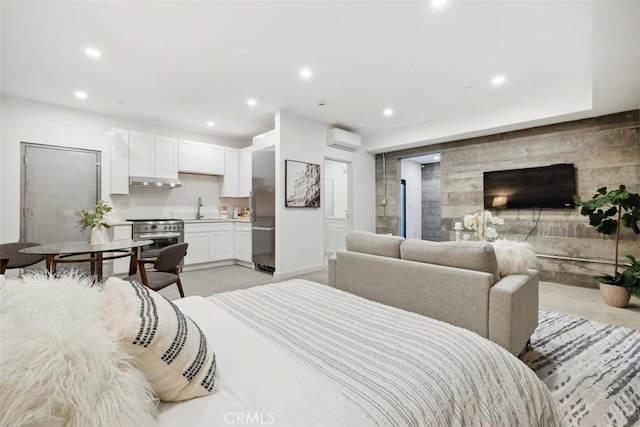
324 158 352 259
21 143 100 244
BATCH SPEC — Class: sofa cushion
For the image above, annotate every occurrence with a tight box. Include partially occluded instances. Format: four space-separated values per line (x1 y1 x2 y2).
401 240 500 282
345 230 405 258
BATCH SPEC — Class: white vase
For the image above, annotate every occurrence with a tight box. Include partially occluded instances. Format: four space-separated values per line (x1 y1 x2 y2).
90 225 108 245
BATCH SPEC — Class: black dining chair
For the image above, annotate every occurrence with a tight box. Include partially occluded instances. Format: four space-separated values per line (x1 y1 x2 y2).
126 242 189 298
0 242 46 274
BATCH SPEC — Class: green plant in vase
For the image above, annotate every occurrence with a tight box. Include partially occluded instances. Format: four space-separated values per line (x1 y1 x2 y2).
574 185 640 306
75 200 113 231
75 200 113 245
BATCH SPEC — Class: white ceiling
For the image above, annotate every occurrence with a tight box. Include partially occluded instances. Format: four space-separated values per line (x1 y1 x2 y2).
2 1 639 149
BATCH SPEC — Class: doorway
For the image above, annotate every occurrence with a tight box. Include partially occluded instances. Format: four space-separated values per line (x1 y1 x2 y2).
21 143 101 244
400 153 441 240
324 158 352 259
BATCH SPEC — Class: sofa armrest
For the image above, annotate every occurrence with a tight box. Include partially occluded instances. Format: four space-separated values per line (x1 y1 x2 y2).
328 253 337 287
489 270 539 356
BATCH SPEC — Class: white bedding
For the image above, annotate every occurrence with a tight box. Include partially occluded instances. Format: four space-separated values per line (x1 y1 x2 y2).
160 279 559 426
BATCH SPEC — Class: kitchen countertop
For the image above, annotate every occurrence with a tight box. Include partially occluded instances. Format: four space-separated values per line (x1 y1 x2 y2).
110 220 134 226
182 218 250 224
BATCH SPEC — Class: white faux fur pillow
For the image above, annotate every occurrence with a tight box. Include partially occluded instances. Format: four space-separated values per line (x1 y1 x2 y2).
0 273 157 427
490 239 537 277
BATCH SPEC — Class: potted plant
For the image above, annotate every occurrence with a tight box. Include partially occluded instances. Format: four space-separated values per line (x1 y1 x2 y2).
574 185 640 307
75 200 113 245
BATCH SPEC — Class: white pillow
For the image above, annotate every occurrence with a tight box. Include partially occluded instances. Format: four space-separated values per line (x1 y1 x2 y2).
102 277 218 402
0 273 157 426
490 239 537 277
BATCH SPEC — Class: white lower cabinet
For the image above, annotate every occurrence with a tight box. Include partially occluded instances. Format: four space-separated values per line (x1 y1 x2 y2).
184 233 210 265
234 222 252 263
209 223 234 261
184 221 243 266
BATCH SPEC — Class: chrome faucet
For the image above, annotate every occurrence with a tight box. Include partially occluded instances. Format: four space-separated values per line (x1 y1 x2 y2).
197 197 204 220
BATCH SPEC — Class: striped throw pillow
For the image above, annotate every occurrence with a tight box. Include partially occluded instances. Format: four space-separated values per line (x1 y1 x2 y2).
102 277 217 401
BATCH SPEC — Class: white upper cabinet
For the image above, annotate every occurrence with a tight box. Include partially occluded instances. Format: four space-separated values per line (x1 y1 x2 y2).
155 136 179 179
109 129 130 195
129 132 156 177
220 146 251 198
178 139 224 175
219 148 239 197
238 146 252 197
129 132 178 179
202 144 225 175
178 140 201 173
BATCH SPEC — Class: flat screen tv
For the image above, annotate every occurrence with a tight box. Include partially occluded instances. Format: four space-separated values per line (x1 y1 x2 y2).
483 164 576 209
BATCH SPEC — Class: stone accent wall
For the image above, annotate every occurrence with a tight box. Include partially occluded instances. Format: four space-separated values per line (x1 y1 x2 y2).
375 110 640 288
421 163 441 241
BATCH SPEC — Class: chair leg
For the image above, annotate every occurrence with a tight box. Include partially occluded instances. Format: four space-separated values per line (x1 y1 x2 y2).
176 277 185 298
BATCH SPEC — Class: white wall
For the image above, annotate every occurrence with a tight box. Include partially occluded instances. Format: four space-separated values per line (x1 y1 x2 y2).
400 160 422 239
0 95 245 242
275 110 375 279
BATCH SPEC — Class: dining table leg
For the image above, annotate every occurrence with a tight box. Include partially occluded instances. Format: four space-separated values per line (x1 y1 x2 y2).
129 247 139 275
45 254 55 274
90 253 96 276
96 252 103 281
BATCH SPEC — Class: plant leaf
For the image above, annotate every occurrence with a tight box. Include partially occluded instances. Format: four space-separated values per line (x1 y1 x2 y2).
595 218 618 235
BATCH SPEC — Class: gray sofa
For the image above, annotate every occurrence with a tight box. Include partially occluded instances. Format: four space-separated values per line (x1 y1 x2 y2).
328 231 539 356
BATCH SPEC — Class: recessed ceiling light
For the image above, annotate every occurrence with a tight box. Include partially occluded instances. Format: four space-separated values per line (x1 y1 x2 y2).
207 121 215 127
383 108 394 117
247 98 257 107
492 75 506 86
300 68 312 79
431 0 448 9
85 47 101 58
75 91 88 99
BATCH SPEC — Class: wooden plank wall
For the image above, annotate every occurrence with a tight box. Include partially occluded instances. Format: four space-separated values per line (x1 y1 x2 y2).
376 110 640 288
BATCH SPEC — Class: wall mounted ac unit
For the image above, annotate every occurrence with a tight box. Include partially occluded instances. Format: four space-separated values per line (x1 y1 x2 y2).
327 128 362 151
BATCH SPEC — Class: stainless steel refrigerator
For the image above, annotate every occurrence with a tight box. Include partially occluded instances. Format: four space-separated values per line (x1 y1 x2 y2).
251 147 275 272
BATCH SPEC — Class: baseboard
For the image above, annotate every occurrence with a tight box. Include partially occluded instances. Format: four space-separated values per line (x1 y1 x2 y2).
273 264 325 281
181 260 235 272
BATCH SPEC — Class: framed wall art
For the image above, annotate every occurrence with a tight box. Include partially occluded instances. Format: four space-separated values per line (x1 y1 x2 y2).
285 160 320 208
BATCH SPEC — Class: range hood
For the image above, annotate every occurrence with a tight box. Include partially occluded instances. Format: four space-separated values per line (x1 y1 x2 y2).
129 176 182 188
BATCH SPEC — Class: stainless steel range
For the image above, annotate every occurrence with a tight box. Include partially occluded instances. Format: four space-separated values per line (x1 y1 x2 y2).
129 219 184 259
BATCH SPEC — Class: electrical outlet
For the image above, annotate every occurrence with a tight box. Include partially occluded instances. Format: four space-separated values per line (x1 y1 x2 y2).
381 199 387 206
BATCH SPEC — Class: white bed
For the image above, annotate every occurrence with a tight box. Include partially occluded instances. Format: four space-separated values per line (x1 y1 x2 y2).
159 279 559 426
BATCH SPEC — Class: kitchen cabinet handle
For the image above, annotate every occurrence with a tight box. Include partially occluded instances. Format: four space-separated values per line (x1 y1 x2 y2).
251 227 275 231
138 232 181 239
